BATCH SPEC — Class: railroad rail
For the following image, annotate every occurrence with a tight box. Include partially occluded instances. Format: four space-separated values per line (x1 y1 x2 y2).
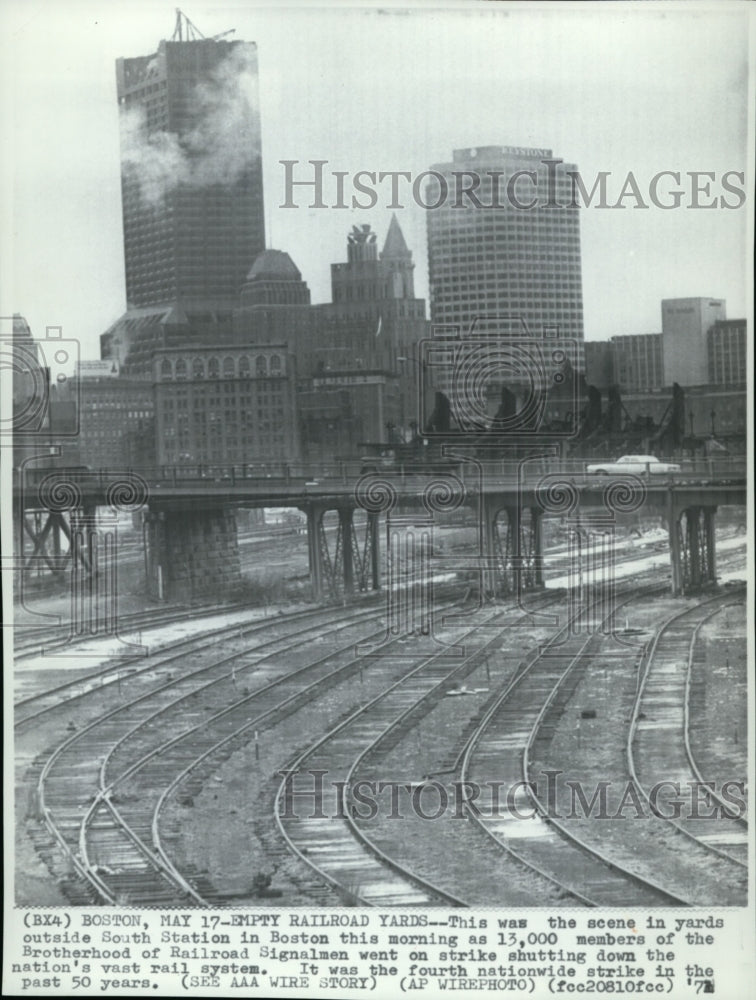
629 591 748 871
459 583 695 906
271 598 563 907
340 593 595 907
33 593 470 905
18 562 748 907
15 597 388 729
13 599 262 658
30 603 393 904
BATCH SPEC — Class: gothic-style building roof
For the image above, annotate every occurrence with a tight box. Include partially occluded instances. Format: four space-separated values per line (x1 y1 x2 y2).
381 213 411 259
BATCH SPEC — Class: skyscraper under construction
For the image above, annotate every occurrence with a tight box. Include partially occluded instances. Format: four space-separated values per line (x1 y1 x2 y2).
102 12 266 373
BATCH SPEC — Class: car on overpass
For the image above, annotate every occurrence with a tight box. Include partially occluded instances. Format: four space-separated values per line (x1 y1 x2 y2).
586 455 681 476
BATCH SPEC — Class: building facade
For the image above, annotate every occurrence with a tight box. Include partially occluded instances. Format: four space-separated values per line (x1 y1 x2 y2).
426 146 584 343
661 297 726 386
61 375 155 469
117 35 265 307
152 345 298 468
708 319 746 385
611 333 664 390
583 339 614 390
622 384 745 441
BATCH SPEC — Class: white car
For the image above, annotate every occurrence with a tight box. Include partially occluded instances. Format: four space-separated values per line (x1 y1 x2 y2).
586 455 680 476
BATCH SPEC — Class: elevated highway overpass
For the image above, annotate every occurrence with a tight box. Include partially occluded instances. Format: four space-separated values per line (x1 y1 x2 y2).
12 458 747 606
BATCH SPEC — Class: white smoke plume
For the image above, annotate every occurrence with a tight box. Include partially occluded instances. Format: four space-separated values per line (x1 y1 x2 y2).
120 45 261 206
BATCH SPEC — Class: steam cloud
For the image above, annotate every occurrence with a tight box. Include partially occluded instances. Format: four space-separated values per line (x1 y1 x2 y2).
120 45 260 206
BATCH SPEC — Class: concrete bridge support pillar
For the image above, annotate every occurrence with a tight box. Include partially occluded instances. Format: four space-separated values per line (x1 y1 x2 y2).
144 512 167 601
507 503 522 597
687 507 701 587
667 512 683 597
369 513 381 591
480 497 501 599
146 506 241 602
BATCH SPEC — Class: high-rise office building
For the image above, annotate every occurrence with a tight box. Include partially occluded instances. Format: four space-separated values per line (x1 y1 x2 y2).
661 298 726 386
103 18 266 373
117 30 264 307
426 146 584 347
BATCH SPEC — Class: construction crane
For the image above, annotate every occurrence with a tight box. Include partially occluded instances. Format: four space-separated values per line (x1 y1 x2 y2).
171 9 236 42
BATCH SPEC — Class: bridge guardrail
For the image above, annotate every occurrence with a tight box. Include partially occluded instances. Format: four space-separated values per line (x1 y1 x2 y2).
13 458 747 496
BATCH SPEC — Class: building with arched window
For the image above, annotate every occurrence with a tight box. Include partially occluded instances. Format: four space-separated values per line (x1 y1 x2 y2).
152 344 298 467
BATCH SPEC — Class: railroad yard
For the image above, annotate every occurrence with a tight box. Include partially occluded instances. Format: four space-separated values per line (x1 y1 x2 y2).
13 515 749 909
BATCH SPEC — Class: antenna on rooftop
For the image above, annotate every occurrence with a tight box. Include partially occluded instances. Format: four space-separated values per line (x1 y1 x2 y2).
171 9 236 42
172 9 206 41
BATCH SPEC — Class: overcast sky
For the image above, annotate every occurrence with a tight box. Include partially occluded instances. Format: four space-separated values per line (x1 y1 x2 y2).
1 0 751 360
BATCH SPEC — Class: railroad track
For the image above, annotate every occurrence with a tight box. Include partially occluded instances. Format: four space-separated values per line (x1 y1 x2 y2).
629 591 748 871
19 559 748 907
339 593 596 907
270 595 574 907
13 599 261 658
30 595 463 905
14 596 390 729
686 602 748 807
459 582 695 907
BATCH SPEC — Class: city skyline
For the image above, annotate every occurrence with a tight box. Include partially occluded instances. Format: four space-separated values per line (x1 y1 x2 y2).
1 1 751 360
5 4 752 969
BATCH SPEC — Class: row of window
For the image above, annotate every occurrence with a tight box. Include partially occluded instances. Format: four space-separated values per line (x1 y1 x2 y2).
158 354 284 379
163 391 284 405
